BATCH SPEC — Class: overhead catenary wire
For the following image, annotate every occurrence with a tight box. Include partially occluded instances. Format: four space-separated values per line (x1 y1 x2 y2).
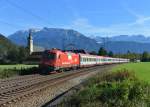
5 0 53 26
0 19 25 29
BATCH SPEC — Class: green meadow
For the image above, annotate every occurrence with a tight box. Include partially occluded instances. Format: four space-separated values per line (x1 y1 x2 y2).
0 64 38 71
0 64 38 78
112 62 150 82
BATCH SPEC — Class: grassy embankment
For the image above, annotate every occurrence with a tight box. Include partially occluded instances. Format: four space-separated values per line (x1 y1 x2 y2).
0 64 38 79
112 62 150 83
60 62 150 107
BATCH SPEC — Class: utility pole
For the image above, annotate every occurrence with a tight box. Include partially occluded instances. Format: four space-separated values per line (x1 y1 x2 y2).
102 38 106 49
106 36 109 52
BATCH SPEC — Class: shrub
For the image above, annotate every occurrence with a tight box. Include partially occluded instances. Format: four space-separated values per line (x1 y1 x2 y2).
18 67 39 75
128 81 148 101
61 70 150 107
101 69 136 82
97 81 129 103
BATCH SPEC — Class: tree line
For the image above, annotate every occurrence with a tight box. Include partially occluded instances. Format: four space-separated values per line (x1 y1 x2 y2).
0 46 29 64
98 47 150 62
1 46 150 64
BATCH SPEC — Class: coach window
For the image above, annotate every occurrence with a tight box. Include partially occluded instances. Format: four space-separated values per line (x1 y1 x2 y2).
83 58 85 62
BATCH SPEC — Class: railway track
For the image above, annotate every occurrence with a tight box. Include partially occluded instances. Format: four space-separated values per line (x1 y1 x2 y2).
0 65 104 106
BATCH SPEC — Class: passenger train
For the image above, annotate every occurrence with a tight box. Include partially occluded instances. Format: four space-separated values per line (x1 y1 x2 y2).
39 49 129 74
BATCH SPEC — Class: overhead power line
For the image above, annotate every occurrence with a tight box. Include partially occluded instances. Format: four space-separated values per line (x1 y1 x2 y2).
5 0 53 25
0 19 25 29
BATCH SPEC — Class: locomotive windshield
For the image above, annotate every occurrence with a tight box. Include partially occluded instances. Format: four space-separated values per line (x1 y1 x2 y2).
43 52 56 60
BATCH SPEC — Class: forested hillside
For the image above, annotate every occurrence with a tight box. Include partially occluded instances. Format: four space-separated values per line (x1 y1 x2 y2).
0 34 28 64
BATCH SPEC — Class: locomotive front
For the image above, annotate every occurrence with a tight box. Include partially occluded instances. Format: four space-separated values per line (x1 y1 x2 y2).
39 49 59 74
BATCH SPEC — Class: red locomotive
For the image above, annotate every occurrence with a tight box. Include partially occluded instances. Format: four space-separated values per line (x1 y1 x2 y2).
39 48 129 74
39 49 79 74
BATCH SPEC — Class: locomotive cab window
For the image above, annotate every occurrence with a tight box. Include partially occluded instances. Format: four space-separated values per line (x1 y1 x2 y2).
43 52 56 60
49 53 56 60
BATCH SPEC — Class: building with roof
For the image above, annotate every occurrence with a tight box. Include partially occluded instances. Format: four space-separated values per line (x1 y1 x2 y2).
25 30 45 64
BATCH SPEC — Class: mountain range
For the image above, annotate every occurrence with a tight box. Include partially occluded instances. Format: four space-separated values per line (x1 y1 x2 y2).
7 27 150 53
103 41 150 53
8 27 100 52
93 35 150 43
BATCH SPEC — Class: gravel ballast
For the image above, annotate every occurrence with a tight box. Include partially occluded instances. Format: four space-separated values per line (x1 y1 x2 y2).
6 65 114 107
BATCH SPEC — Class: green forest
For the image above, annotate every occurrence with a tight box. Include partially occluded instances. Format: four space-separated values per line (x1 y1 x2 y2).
0 34 29 64
98 47 150 62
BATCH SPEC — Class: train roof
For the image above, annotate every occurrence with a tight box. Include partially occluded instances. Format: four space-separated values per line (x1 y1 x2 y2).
45 49 79 55
63 49 89 54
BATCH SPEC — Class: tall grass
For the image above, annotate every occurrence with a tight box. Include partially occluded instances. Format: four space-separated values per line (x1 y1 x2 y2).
60 69 150 107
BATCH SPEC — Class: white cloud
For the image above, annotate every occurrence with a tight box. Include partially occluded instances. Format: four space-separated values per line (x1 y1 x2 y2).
125 9 150 25
135 16 150 25
121 1 150 25
64 17 150 37
63 1 150 37
72 18 92 28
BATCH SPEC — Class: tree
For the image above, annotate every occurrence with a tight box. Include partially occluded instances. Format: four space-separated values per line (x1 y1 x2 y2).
98 47 107 56
6 46 29 64
127 50 131 54
90 51 97 55
18 47 29 63
7 48 19 63
108 51 114 57
141 51 149 62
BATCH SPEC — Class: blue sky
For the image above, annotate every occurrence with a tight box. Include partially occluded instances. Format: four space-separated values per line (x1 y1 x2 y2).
1 0 150 37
